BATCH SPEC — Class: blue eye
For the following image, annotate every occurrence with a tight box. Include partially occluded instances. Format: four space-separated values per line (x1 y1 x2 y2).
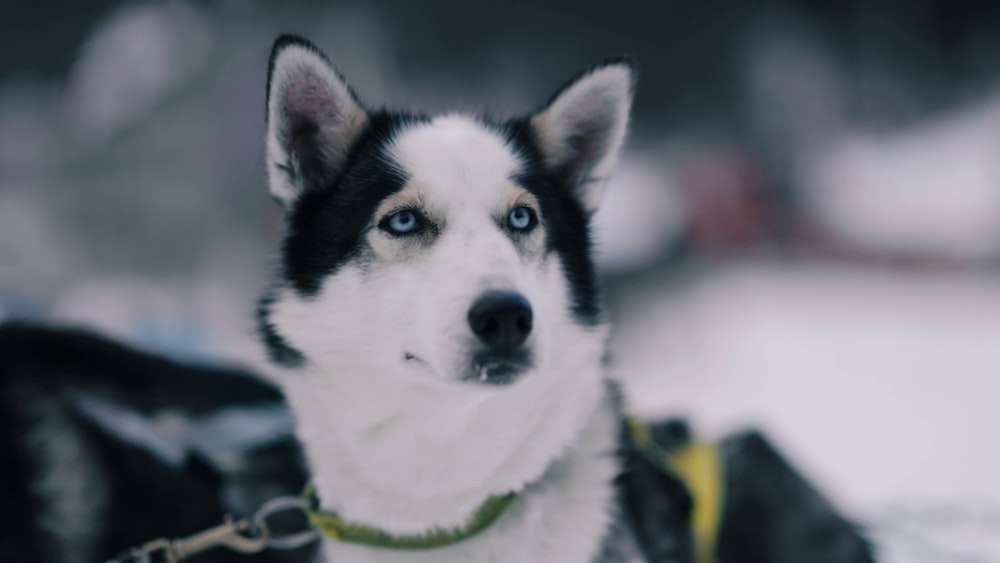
383 209 423 235
508 206 536 232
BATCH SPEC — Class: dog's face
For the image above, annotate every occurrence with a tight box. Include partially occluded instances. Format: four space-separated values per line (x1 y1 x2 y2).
259 36 633 389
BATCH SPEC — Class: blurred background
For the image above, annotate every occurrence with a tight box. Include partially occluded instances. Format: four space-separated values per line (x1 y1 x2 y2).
2 1 999 560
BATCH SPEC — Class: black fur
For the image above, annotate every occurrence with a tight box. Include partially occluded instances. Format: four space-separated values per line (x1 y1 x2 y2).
279 112 426 297
502 117 604 324
257 290 305 367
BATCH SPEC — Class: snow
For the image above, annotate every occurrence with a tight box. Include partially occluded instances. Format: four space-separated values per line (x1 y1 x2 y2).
800 97 1000 260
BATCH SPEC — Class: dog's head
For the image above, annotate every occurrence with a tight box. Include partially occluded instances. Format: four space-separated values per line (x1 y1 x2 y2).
259 35 633 389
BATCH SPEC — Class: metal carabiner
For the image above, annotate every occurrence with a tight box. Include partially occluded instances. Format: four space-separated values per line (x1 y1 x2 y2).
167 515 269 560
105 495 318 563
108 516 268 563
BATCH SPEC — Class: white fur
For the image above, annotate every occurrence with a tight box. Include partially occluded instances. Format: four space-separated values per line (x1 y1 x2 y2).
263 50 635 562
532 63 634 213
312 393 621 563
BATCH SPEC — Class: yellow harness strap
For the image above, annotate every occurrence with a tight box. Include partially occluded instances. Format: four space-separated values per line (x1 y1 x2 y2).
627 418 725 563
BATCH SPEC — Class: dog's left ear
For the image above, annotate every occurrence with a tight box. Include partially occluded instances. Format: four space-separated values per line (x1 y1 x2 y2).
531 58 635 214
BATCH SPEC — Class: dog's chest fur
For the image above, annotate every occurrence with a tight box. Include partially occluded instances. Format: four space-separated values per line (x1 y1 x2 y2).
280 368 637 563
324 403 628 563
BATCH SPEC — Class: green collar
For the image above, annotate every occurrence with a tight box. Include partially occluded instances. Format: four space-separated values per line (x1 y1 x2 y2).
303 483 517 550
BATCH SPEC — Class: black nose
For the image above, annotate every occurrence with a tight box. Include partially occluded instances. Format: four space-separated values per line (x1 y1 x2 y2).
468 291 533 351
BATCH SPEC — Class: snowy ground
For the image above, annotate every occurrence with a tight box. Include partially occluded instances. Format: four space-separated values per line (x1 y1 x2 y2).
614 262 1000 562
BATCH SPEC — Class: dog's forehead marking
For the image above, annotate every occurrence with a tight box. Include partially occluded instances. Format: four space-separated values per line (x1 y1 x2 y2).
387 115 523 206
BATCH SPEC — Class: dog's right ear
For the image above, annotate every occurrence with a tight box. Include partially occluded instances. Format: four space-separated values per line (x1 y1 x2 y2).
266 35 368 207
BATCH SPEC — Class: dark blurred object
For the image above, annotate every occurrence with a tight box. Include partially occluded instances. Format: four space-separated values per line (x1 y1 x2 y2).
622 418 874 563
0 322 316 563
717 430 875 563
677 149 777 256
0 0 120 79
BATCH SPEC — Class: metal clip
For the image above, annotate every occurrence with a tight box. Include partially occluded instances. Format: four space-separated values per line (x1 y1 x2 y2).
112 516 268 563
106 494 320 563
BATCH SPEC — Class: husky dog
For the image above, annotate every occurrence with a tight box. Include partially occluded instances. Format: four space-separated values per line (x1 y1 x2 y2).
256 34 638 562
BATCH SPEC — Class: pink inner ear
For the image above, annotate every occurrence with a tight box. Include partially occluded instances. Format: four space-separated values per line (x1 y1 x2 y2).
555 97 614 184
275 71 346 190
281 70 344 131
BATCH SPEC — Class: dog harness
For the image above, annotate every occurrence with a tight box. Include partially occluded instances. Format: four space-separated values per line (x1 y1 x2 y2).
626 417 725 563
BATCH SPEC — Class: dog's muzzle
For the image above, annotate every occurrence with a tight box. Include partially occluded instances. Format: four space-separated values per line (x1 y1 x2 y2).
465 291 533 385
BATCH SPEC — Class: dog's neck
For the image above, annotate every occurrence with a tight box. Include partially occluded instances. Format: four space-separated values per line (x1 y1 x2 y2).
276 340 611 537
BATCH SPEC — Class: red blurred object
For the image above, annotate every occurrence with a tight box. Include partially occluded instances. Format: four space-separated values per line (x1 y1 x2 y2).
678 148 773 254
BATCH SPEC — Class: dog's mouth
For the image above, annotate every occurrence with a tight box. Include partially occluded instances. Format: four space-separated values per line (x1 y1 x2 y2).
462 349 532 386
461 362 524 386
404 351 531 386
